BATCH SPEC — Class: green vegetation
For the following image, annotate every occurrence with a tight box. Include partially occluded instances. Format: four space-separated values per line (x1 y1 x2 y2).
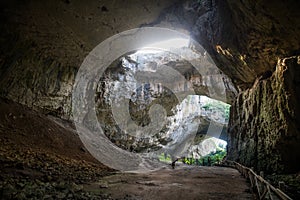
158 148 227 166
179 149 226 166
158 153 172 162
201 149 227 165
202 100 231 121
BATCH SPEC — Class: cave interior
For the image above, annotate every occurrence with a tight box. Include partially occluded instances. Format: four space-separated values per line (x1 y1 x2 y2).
0 0 299 199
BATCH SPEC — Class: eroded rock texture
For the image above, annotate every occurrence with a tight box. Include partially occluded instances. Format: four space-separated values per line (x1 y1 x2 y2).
201 0 299 89
0 0 299 174
95 52 229 153
227 56 300 173
0 0 176 119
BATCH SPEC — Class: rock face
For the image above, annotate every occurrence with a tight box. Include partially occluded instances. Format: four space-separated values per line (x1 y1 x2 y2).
0 0 299 174
1 0 298 108
0 0 240 118
227 56 300 173
0 0 176 119
95 51 229 154
190 0 300 89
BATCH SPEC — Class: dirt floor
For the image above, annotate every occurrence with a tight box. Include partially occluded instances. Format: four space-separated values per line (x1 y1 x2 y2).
86 165 254 200
3 98 298 199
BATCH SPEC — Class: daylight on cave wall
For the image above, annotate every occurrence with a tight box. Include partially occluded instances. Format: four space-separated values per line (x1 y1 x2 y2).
0 0 299 199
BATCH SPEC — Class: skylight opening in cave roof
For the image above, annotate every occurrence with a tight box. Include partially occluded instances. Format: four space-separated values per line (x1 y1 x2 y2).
136 37 190 54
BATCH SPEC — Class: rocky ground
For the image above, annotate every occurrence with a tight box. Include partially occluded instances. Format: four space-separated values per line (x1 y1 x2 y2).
0 98 253 200
0 144 114 200
0 98 115 199
0 142 254 200
1 98 297 199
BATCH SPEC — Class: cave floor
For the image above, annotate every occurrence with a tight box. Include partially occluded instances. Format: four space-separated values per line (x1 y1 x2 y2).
85 165 254 200
0 98 255 199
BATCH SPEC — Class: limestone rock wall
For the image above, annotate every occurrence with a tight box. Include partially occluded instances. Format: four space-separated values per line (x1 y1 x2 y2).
191 0 300 89
1 0 299 173
1 0 299 114
0 0 175 119
227 56 300 173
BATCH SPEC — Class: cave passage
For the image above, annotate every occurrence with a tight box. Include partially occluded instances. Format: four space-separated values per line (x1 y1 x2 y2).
154 95 229 166
1 0 299 199
94 40 231 171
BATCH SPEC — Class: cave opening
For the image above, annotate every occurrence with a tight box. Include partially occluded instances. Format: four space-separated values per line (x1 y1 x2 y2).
95 36 231 168
1 0 299 199
156 94 229 166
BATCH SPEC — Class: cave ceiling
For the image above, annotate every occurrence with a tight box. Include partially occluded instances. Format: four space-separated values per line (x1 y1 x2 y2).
0 0 299 95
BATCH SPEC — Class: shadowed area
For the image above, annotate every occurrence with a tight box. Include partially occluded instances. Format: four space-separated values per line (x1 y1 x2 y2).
0 98 115 199
0 0 299 199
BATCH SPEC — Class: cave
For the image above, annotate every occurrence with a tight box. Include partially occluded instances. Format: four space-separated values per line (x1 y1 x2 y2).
0 0 299 199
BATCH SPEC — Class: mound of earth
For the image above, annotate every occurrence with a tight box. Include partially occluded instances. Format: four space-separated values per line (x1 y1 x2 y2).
0 98 114 199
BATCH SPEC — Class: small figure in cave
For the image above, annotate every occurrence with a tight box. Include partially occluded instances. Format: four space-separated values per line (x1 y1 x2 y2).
196 158 199 165
171 158 179 169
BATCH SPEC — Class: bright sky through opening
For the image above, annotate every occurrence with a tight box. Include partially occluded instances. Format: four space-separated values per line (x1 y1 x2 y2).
137 38 190 54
